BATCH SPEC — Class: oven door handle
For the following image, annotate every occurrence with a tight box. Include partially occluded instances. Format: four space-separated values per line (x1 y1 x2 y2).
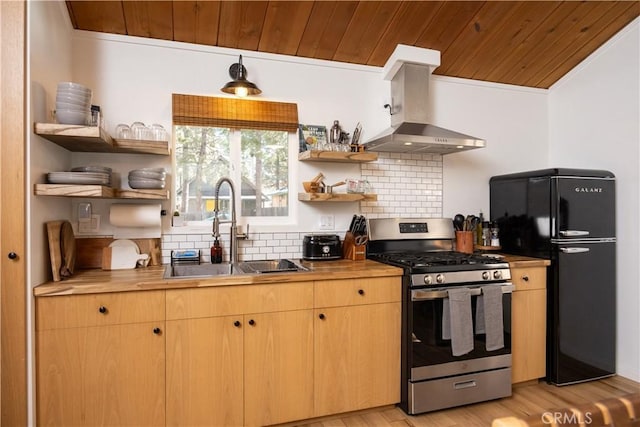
411 283 514 301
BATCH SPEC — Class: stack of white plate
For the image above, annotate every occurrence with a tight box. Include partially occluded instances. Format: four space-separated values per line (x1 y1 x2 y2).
56 82 92 125
128 168 166 189
71 166 112 185
47 171 110 185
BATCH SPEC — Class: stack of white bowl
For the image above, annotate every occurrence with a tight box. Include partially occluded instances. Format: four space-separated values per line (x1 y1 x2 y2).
55 82 92 125
128 168 166 189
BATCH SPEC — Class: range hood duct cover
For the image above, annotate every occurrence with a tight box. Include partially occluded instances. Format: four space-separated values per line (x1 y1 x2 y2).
364 58 485 154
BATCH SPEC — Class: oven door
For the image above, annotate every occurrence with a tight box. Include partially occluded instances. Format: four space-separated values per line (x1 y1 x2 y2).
409 283 513 382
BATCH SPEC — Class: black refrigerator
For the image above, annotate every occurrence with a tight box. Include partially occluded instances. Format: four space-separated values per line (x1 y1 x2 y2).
490 168 616 385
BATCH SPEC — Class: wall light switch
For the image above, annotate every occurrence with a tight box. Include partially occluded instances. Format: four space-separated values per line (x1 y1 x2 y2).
319 214 335 230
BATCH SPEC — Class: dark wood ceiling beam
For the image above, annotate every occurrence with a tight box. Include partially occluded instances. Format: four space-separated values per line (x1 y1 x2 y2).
297 1 359 62
333 1 402 65
258 1 314 55
465 1 563 83
535 1 640 88
122 1 173 40
218 1 268 50
414 1 485 54
66 1 127 34
172 1 220 46
367 1 444 66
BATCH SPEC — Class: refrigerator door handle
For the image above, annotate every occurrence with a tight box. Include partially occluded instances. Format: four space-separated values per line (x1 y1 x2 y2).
559 230 590 237
559 247 590 254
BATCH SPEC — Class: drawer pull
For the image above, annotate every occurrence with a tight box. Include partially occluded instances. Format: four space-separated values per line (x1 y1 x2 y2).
358 289 365 295
248 319 255 326
522 275 529 282
153 327 162 335
98 306 108 314
453 380 477 390
319 313 326 320
233 320 241 327
7 252 17 260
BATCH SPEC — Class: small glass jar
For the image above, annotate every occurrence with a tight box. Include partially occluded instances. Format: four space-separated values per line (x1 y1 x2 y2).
490 222 500 247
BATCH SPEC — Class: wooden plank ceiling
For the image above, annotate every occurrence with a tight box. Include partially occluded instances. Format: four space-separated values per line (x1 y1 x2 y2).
66 1 639 89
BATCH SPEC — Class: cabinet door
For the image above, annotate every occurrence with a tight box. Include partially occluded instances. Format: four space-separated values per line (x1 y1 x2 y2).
165 316 243 427
511 288 547 383
244 310 314 427
36 322 165 426
314 303 401 417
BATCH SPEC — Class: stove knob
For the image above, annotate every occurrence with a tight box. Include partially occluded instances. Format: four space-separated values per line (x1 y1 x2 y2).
423 275 433 285
436 274 445 284
493 270 503 279
482 271 490 280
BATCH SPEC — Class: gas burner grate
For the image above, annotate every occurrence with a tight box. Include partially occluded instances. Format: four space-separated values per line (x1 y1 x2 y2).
373 251 504 269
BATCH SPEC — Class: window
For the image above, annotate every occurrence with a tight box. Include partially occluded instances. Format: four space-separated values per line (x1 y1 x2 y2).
171 94 299 227
174 126 290 223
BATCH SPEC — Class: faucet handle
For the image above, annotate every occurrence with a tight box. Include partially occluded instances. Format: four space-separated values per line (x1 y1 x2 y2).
237 224 249 240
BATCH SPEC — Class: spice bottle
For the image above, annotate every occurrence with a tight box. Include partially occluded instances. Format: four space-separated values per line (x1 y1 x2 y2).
482 221 491 246
490 222 500 247
210 238 223 264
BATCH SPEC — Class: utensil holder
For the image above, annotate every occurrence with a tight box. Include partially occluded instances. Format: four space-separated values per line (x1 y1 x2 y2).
455 231 474 254
342 232 366 261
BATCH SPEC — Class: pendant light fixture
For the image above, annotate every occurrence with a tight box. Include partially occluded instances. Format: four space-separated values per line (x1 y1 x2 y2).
220 54 262 97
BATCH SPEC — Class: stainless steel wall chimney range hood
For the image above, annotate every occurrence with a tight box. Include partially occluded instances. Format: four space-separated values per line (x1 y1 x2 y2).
363 46 485 154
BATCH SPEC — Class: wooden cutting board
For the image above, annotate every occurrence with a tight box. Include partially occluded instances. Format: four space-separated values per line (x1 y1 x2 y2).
59 220 76 278
46 220 76 281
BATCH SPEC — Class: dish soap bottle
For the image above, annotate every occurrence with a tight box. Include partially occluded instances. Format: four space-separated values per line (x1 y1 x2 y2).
210 238 222 264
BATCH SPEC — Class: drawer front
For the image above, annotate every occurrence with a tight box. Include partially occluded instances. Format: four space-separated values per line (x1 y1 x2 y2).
166 282 313 320
511 267 547 291
314 277 401 308
36 290 165 330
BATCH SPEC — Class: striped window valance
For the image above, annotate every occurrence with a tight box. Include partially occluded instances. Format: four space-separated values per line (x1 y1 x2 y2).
172 94 299 132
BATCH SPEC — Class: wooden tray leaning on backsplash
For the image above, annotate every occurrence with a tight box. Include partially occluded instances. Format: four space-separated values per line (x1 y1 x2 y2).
75 237 162 269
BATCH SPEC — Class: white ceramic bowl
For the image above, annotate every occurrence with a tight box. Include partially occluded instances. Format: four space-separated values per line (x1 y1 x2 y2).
57 82 91 93
56 94 91 106
56 109 90 125
129 168 166 180
128 178 166 189
55 101 89 111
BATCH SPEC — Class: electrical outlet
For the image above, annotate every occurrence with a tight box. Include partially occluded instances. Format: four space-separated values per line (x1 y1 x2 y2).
319 214 335 230
78 214 100 233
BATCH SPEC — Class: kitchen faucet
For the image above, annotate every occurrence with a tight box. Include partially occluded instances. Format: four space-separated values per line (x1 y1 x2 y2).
212 177 239 264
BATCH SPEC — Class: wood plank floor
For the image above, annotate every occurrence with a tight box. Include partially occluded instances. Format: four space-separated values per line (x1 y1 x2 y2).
295 376 640 427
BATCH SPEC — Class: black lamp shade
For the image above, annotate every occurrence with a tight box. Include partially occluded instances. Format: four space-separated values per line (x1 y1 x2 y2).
221 55 262 97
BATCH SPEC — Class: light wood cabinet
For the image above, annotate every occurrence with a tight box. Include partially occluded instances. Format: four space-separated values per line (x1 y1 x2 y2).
165 283 314 427
510 266 547 383
35 292 166 426
313 277 401 417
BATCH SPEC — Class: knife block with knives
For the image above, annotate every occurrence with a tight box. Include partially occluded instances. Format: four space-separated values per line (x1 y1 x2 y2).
343 214 368 261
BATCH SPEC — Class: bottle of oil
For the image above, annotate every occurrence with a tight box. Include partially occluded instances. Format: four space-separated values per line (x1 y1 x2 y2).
476 212 484 246
210 238 222 264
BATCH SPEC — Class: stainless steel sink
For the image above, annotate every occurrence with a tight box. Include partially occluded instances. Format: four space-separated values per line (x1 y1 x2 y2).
163 263 236 279
164 259 309 279
236 259 309 274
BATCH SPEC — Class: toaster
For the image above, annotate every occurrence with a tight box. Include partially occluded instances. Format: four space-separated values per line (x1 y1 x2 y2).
302 234 342 260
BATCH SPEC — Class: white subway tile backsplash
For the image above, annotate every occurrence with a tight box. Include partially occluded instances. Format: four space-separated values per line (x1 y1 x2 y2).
161 152 443 264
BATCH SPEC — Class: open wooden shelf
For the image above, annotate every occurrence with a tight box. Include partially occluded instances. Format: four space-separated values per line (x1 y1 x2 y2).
298 192 377 202
298 150 377 163
34 123 170 155
35 184 169 200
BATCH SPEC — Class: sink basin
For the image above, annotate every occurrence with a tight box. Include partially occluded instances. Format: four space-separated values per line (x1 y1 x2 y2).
164 259 309 279
236 259 309 274
164 263 235 279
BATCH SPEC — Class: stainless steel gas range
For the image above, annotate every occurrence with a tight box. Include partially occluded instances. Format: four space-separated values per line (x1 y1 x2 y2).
367 218 513 415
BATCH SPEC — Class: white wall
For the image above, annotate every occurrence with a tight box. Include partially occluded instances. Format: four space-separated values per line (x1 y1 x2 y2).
549 18 640 381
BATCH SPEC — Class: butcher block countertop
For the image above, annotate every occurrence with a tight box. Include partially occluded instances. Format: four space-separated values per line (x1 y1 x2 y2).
500 254 551 268
33 259 403 297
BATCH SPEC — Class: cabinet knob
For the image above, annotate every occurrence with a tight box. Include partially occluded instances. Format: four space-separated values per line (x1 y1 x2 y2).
153 327 162 335
98 306 108 314
522 275 529 282
319 313 325 320
248 319 255 326
7 252 18 260
358 289 365 295
233 320 241 327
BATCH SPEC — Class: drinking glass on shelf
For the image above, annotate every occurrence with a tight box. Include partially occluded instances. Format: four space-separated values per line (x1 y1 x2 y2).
131 121 146 140
116 123 131 139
